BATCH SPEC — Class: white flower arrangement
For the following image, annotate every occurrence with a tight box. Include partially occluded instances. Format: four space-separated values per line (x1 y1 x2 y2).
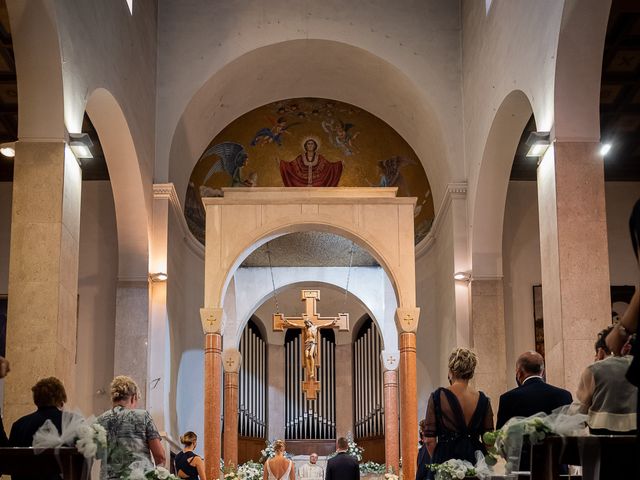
237 461 263 480
428 459 477 480
384 472 400 480
127 465 179 480
260 439 277 460
74 422 107 459
359 461 386 475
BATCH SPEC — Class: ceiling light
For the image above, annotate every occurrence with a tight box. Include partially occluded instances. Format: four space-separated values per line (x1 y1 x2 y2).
0 142 15 158
454 272 471 282
525 131 551 158
600 143 612 156
68 132 94 159
149 272 168 282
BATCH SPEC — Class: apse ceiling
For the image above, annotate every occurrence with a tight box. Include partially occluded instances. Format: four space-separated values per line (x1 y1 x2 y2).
241 232 378 268
511 0 640 181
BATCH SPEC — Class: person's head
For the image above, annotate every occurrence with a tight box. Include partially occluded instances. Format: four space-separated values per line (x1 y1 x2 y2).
594 326 614 360
336 437 349 451
32 377 67 409
180 431 197 449
515 351 545 385
273 439 286 454
304 139 318 152
309 453 318 464
110 375 140 408
448 348 477 382
304 319 313 328
418 419 427 444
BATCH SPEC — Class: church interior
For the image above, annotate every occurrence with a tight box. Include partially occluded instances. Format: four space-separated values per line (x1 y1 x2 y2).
0 0 639 478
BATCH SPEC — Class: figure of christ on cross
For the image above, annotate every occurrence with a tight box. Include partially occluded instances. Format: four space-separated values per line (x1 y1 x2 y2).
273 290 349 400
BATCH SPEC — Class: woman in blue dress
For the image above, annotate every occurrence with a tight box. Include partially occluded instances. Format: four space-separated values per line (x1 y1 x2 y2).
424 348 494 476
175 431 206 480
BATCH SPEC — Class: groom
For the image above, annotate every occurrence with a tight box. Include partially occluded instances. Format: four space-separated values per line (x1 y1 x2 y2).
325 437 360 480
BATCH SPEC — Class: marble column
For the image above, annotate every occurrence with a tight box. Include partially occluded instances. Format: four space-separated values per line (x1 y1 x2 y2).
223 349 241 467
5 141 81 424
114 281 149 407
201 308 223 480
537 142 610 392
381 351 400 475
396 307 420 480
470 278 507 404
267 342 285 440
335 343 354 437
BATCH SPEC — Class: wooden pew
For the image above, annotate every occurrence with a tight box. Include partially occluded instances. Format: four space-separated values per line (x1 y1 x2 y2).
0 447 90 479
530 435 637 480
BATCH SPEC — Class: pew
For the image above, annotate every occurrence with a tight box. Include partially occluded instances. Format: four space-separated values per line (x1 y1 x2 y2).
0 447 90 479
530 435 637 480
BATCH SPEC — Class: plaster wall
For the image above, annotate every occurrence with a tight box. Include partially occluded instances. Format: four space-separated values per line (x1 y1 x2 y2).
76 181 118 416
502 181 640 391
157 0 463 205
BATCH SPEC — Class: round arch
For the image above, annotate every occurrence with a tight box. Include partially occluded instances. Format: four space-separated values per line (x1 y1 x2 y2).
85 88 150 279
471 90 534 277
168 39 452 209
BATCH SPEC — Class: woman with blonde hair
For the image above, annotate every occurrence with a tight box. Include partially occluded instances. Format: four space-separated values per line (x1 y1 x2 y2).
263 439 294 480
423 348 494 474
175 431 206 480
97 375 165 479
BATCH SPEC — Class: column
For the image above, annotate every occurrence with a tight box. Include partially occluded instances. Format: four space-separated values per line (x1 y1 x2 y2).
537 142 610 392
470 278 507 404
5 141 81 424
223 349 241 467
201 307 223 480
396 307 420 480
381 350 400 474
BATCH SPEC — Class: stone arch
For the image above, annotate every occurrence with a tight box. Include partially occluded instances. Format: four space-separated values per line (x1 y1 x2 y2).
553 0 611 142
471 90 534 277
85 88 150 279
168 39 452 209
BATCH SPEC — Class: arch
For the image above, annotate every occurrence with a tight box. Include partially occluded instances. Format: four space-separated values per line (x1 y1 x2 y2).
553 0 611 142
471 90 534 277
85 88 150 279
168 39 452 209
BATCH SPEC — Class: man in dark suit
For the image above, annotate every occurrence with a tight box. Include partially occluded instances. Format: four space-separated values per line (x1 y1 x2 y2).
325 437 360 480
497 351 572 472
416 419 430 480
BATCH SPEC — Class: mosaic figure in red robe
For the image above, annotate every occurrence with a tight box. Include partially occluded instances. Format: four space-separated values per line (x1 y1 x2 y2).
279 138 343 187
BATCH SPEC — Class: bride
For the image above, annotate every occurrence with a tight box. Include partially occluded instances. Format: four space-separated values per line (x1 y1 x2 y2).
263 440 294 480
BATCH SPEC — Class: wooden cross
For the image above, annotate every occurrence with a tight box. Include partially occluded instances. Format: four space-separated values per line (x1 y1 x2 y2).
273 289 349 400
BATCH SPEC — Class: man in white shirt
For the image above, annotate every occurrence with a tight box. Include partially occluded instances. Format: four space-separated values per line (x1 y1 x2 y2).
298 453 324 480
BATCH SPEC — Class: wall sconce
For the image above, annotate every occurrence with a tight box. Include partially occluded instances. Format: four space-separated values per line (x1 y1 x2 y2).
454 271 471 282
0 142 15 157
149 272 168 282
68 132 94 159
525 131 550 158
600 143 612 156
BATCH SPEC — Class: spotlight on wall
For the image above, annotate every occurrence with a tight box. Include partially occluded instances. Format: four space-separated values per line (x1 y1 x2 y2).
68 132 94 159
600 143 612 156
0 142 15 158
149 272 168 282
525 131 551 158
454 271 471 282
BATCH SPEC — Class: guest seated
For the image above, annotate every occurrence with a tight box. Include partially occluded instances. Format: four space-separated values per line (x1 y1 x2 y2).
9 376 67 480
576 326 637 435
298 452 323 479
416 419 430 480
175 431 206 480
263 439 294 480
424 348 493 474
96 375 165 479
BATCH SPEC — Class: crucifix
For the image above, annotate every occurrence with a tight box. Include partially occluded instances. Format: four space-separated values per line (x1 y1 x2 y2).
273 289 349 400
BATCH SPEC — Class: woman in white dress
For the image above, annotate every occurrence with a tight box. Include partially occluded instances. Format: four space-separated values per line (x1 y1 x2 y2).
263 439 294 480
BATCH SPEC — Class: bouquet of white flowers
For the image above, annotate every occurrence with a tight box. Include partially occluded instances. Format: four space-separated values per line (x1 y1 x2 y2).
345 434 364 462
359 461 386 475
428 459 477 480
74 422 107 459
126 465 180 480
238 461 263 480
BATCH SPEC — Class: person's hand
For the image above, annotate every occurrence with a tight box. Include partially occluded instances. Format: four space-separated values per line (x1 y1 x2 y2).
0 356 10 378
606 324 629 355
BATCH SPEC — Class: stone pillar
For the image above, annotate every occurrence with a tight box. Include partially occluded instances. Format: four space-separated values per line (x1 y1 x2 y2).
537 142 610 392
335 343 354 437
222 349 241 467
201 308 223 480
5 141 81 424
470 278 507 404
114 281 149 406
381 350 400 474
396 307 420 480
267 343 285 440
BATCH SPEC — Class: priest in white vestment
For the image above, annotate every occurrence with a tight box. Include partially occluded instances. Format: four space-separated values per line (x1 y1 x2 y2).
298 453 324 480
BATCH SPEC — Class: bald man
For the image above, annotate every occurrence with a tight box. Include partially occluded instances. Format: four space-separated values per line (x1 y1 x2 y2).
496 351 572 429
